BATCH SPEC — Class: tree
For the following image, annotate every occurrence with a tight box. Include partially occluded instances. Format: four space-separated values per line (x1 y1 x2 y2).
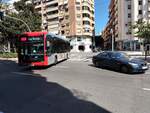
0 0 41 52
13 0 41 31
132 20 150 59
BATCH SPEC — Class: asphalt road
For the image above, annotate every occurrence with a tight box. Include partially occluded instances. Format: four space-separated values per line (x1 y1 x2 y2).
0 54 150 113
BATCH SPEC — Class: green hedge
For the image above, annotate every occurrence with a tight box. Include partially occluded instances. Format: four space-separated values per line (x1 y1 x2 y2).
0 52 17 58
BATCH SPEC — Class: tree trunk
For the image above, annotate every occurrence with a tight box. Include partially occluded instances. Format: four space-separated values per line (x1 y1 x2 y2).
141 44 144 55
7 41 10 52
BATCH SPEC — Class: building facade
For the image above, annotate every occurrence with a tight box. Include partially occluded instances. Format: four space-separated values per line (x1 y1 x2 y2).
103 0 150 51
34 0 95 52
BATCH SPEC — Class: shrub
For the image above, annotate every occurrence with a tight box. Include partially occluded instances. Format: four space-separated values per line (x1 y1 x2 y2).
0 52 17 58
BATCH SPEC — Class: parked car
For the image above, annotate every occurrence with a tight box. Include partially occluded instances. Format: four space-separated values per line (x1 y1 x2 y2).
92 51 149 73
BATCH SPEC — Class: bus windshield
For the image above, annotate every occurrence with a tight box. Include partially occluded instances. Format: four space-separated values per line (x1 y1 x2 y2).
30 43 44 55
19 36 44 56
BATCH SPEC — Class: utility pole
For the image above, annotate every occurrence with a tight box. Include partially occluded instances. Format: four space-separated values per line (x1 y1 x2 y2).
111 29 114 51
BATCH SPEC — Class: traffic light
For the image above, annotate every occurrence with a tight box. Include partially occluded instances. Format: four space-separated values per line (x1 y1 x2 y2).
0 11 4 20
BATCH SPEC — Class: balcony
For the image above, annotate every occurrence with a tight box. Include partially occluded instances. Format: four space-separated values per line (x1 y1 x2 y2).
46 0 58 6
47 14 58 19
82 32 92 36
35 4 42 9
48 24 59 29
46 7 58 13
82 10 91 15
83 17 93 22
48 21 59 25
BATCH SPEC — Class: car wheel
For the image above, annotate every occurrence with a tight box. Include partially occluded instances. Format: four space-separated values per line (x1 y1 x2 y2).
121 65 129 73
94 61 99 67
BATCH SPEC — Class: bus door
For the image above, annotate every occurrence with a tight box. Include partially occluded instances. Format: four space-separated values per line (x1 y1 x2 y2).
46 39 56 65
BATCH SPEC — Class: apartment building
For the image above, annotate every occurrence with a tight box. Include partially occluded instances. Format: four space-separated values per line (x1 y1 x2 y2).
103 0 150 51
34 0 95 52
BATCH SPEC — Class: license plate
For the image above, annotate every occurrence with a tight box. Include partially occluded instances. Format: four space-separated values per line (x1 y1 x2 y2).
142 66 148 70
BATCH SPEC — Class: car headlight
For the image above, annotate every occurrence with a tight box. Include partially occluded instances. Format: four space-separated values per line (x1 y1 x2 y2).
129 62 139 67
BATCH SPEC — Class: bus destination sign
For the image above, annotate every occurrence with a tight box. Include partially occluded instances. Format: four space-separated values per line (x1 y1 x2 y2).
28 37 43 42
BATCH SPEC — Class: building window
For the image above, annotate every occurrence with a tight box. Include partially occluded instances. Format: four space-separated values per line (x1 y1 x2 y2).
61 31 65 34
84 27 90 32
47 10 58 15
77 21 81 25
61 24 65 28
139 10 142 15
47 17 58 21
77 37 82 41
82 6 90 12
65 8 68 12
65 15 69 20
83 21 90 25
128 5 131 9
92 23 94 27
77 14 81 18
83 13 90 18
138 0 142 5
128 13 131 18
66 23 69 27
76 2 80 5
76 6 80 10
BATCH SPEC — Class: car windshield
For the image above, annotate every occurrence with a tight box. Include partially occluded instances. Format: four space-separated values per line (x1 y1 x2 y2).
111 52 130 59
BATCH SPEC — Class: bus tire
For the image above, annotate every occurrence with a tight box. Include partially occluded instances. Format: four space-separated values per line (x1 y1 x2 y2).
66 53 69 59
54 56 57 65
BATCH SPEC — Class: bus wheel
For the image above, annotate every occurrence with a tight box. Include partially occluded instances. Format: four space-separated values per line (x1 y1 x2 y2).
66 53 69 59
54 56 58 64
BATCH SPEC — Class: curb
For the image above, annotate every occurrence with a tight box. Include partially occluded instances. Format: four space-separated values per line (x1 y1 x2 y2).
0 58 18 61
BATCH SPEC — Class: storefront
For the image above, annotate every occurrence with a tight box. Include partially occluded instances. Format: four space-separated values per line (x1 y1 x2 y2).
122 39 141 51
69 36 92 52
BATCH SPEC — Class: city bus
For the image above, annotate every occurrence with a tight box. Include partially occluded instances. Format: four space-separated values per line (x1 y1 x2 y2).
17 31 70 66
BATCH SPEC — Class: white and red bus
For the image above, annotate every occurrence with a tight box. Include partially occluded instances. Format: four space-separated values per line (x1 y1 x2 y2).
17 31 70 66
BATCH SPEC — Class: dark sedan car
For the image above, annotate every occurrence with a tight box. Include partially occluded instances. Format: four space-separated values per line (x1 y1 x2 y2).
92 51 149 73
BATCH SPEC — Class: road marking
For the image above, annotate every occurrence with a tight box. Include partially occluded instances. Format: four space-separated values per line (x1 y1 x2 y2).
142 88 150 91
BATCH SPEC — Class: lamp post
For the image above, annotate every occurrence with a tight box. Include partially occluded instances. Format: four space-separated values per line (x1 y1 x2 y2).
5 14 31 32
111 29 114 51
41 0 48 31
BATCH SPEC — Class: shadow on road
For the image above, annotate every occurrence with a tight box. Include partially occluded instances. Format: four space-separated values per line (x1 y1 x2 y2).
0 60 111 113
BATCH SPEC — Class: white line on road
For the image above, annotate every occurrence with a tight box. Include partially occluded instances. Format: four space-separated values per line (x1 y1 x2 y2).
142 88 150 91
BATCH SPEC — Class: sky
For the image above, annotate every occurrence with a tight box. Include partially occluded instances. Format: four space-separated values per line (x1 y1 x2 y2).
95 0 110 35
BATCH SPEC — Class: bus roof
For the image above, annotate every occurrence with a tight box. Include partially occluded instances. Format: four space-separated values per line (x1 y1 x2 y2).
23 31 47 37
22 32 69 42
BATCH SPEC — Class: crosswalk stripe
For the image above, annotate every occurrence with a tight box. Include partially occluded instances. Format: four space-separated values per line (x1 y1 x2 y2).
143 88 150 91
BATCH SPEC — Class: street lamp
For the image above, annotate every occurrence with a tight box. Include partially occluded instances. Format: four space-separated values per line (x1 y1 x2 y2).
111 29 114 51
5 14 31 32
